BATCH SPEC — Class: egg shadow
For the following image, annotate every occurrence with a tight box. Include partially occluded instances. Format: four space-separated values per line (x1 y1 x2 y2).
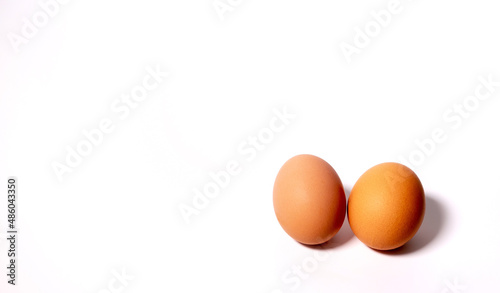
374 194 446 255
300 186 355 250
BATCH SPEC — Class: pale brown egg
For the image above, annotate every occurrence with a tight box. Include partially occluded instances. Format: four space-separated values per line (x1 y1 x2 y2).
273 154 346 245
348 162 425 250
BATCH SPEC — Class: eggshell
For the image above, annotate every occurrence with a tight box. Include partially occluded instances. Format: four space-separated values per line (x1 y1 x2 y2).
273 154 346 245
348 162 425 250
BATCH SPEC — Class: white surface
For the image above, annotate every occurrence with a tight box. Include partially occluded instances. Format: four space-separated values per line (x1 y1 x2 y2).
1 0 499 292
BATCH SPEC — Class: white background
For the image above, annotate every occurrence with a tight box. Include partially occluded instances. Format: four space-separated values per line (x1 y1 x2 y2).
1 0 500 292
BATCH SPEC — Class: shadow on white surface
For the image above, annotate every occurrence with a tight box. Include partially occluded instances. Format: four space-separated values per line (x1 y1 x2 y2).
299 191 445 254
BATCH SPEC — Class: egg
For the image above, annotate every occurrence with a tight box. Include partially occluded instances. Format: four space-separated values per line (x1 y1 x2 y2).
273 154 346 245
348 162 425 250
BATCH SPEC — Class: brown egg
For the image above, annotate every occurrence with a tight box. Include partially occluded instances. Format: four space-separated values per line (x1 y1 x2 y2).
348 162 425 250
273 154 346 245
